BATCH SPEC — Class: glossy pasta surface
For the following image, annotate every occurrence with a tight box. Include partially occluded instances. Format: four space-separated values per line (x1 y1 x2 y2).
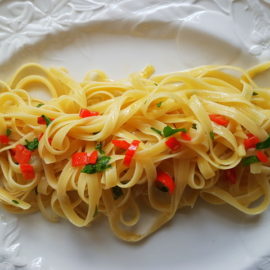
1 63 270 241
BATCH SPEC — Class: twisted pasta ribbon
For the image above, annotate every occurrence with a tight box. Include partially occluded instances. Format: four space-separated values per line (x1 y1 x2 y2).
0 63 270 241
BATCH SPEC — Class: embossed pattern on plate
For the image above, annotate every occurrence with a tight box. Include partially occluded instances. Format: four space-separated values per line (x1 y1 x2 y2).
0 1 270 270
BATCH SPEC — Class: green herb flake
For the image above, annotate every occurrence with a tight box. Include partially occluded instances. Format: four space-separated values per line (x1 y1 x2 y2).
81 164 97 174
210 131 215 140
41 115 52 126
154 82 158 86
37 103 44 107
112 186 123 200
192 123 197 130
242 155 259 166
252 92 258 96
156 101 162 108
12 200 19 205
96 156 111 172
151 127 163 136
256 136 270 150
82 155 111 174
95 142 105 154
25 138 39 151
6 128 12 136
163 126 187 137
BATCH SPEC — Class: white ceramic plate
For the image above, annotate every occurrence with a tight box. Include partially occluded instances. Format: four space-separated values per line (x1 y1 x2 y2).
1 1 270 269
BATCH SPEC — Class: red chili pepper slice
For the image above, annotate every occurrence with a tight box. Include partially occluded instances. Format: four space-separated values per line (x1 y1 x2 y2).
209 114 229 127
87 150 98 164
165 137 181 151
123 140 140 166
20 163 35 180
37 116 46 125
14 144 32 164
79 109 100 118
0 135 9 144
37 116 54 125
112 140 130 150
72 152 88 167
224 168 237 184
72 150 99 167
181 132 191 141
123 154 132 166
256 151 268 163
244 133 260 149
156 171 175 194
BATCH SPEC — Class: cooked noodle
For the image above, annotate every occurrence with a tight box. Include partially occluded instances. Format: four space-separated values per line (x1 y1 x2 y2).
0 62 270 241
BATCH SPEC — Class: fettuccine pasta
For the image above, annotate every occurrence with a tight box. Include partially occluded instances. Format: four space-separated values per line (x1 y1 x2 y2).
0 62 270 242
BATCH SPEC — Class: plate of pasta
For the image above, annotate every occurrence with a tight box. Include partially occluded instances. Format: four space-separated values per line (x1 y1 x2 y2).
1 0 270 270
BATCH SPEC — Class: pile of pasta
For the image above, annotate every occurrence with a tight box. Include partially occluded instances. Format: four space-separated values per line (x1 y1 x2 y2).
0 62 270 242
